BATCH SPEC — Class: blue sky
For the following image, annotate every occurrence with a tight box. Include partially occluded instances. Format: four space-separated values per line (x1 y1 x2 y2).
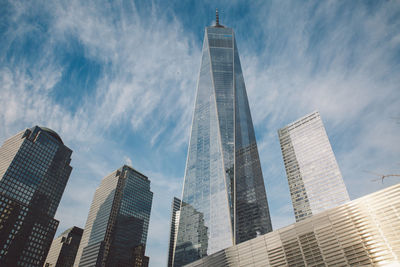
1 0 400 266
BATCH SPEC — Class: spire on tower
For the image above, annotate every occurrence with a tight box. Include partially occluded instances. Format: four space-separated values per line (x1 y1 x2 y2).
214 8 224 27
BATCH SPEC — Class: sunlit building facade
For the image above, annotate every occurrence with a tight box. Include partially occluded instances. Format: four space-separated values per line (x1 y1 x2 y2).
0 126 73 267
173 13 272 266
187 183 400 266
278 111 350 221
74 165 153 267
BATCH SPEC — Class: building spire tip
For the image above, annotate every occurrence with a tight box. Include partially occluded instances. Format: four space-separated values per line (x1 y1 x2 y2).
214 8 224 27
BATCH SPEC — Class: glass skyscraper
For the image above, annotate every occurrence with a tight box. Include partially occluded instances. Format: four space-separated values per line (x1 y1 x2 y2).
173 13 272 266
74 165 153 267
0 126 73 267
278 111 350 222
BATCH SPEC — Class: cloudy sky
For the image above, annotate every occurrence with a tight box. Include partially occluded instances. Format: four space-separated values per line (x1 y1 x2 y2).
1 0 399 266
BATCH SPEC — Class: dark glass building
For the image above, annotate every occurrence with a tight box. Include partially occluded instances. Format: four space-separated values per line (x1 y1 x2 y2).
173 12 272 266
0 126 73 267
131 245 149 267
44 226 83 267
167 197 181 267
74 165 153 267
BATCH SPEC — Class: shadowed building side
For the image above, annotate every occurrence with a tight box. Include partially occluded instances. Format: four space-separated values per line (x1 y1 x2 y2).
44 226 83 267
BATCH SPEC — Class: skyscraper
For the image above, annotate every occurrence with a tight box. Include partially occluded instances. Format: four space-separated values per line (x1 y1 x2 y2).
131 244 149 267
0 126 73 267
278 111 350 222
167 197 181 267
173 11 272 266
44 226 83 267
74 165 153 267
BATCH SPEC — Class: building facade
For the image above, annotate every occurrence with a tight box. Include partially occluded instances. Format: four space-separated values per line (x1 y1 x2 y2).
0 126 73 267
187 183 400 267
168 197 181 267
44 226 83 267
173 13 272 266
278 111 350 221
131 245 149 267
74 165 153 267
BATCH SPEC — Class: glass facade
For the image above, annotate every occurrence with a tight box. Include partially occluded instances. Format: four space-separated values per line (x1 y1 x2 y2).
278 111 350 221
44 226 83 267
174 22 272 267
74 165 153 267
0 126 73 267
168 197 181 267
187 183 400 266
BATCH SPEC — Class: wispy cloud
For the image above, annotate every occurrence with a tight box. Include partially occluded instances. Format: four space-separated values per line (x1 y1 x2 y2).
1 1 198 265
238 0 400 229
0 1 399 266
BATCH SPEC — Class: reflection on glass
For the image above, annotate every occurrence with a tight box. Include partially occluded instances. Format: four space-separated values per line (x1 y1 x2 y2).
174 23 272 267
0 126 72 267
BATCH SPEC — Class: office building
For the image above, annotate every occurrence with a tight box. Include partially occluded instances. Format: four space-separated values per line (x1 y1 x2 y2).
0 126 73 267
131 245 149 267
74 165 153 267
187 182 400 266
278 111 350 221
173 11 272 266
167 197 181 267
44 226 83 267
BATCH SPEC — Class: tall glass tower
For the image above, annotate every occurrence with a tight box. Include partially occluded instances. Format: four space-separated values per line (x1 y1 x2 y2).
74 165 153 267
173 12 272 266
0 126 72 267
278 111 350 222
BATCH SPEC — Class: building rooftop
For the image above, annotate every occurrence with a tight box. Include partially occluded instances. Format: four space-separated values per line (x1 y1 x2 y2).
33 126 64 144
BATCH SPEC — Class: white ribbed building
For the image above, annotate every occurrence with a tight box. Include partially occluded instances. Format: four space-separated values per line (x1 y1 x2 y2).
187 183 400 266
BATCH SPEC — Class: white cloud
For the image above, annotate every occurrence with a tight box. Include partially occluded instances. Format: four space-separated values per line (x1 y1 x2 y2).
1 1 399 266
236 0 400 233
1 2 198 266
124 156 133 167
